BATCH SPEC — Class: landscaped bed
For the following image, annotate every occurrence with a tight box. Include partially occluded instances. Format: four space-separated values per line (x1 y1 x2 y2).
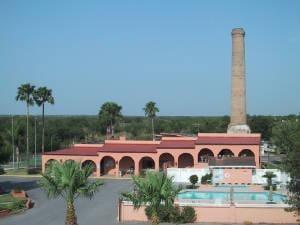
0 193 28 217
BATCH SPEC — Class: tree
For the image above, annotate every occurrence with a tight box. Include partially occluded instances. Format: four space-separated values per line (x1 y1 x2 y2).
40 160 103 225
98 102 122 138
33 87 54 153
272 120 300 219
143 101 159 140
121 171 181 225
189 175 198 189
16 83 35 166
263 171 276 189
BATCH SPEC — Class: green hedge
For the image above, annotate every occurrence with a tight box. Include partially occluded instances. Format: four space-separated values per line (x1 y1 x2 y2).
145 205 196 223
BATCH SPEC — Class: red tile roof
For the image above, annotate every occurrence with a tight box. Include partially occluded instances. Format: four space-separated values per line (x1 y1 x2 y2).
99 144 158 153
158 140 195 149
196 136 261 145
44 147 99 156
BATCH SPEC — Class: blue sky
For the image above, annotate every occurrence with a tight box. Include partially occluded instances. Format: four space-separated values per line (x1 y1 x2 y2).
0 0 299 116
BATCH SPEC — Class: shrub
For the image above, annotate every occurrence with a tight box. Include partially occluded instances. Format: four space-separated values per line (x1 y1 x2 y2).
0 167 5 175
27 167 41 175
243 221 253 225
169 205 182 223
6 200 25 211
201 173 212 184
145 205 177 222
146 205 197 224
180 206 196 223
189 175 198 188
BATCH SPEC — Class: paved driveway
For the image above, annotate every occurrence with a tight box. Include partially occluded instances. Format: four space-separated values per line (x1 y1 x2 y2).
0 176 139 225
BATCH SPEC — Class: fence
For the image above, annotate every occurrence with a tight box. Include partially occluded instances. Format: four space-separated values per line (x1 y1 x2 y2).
167 168 210 183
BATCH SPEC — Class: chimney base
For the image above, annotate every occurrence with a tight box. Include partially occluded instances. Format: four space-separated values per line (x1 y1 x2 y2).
227 124 251 134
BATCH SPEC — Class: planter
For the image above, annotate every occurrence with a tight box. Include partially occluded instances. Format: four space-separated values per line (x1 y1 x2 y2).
10 190 27 199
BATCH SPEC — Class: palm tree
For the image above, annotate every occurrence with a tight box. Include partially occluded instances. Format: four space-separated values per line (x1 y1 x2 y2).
263 171 277 189
98 102 122 138
40 160 103 225
122 171 181 225
33 87 54 153
16 83 35 166
143 101 159 140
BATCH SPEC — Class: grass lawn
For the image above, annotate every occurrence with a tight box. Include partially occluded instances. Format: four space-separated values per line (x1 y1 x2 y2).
4 168 28 176
3 168 42 176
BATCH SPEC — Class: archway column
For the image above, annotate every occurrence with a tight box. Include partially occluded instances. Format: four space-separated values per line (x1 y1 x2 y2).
134 160 139 176
193 152 198 166
155 159 159 172
115 160 120 177
96 165 100 177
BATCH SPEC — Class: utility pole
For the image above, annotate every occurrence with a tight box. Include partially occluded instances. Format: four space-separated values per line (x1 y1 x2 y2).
11 115 15 169
50 135 53 151
34 117 37 168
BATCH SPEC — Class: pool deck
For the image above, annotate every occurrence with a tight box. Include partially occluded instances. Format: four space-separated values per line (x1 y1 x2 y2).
197 184 265 192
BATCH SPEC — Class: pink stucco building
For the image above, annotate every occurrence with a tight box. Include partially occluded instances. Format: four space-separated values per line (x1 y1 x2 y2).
42 132 261 184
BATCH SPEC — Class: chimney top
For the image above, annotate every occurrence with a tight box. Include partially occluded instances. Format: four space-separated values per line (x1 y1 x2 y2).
231 28 245 36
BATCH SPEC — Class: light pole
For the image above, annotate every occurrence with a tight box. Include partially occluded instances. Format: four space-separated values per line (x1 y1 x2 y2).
34 117 37 168
11 115 15 169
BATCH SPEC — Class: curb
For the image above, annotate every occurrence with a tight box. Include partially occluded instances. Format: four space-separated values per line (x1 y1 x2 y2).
0 175 42 178
0 174 132 180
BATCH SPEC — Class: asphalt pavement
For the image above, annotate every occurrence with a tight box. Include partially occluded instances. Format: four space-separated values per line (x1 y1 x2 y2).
0 176 137 225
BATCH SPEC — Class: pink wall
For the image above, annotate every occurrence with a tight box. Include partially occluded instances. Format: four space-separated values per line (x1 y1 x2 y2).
119 203 298 223
222 168 252 184
119 204 148 222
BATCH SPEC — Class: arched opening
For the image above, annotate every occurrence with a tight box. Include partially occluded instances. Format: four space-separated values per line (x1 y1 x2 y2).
65 159 75 163
218 149 234 158
45 159 58 170
81 160 97 173
238 149 255 157
178 153 194 168
119 156 135 176
198 148 214 163
139 157 155 175
159 153 175 170
100 156 116 176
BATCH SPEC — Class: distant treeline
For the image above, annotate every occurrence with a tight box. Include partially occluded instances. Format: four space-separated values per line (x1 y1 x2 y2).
0 114 299 162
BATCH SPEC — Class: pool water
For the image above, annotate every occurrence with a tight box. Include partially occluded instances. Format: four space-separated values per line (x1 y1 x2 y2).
177 191 286 203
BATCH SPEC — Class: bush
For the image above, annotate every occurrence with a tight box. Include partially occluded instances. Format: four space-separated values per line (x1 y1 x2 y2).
0 167 5 175
189 175 198 188
27 167 41 175
169 205 182 223
6 200 25 211
145 205 196 224
145 205 177 222
180 206 196 223
201 173 212 184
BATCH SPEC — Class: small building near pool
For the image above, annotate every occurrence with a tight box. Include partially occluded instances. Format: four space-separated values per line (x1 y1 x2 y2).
42 132 261 184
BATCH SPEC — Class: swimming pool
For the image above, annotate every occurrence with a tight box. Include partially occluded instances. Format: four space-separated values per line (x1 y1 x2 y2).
177 191 286 203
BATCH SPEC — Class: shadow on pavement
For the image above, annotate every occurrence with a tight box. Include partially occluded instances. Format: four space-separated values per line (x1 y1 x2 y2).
0 180 39 192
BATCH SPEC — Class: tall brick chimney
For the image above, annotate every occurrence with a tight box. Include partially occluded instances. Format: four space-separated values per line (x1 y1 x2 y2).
227 28 251 134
